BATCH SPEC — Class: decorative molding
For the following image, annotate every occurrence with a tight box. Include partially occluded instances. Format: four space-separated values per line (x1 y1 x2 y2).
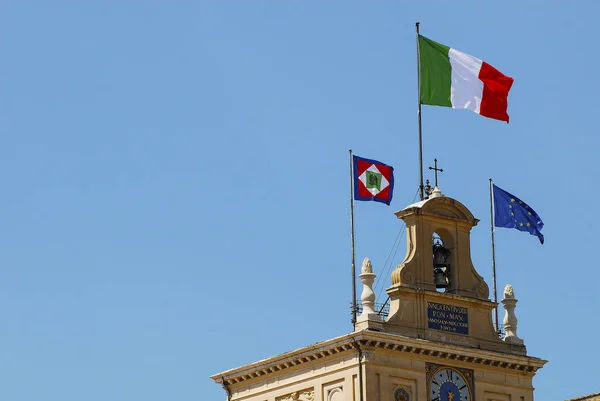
428 331 471 347
361 350 374 362
276 388 314 401
326 386 343 401
211 332 546 387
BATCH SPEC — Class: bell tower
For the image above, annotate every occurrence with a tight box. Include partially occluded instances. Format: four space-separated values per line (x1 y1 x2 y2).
385 187 523 354
390 187 489 298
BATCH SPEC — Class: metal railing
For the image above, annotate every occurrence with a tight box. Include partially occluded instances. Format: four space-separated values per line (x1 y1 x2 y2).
353 301 390 320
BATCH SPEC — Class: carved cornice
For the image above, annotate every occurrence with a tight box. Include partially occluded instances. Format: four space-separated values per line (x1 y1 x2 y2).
358 334 535 370
211 336 357 387
210 331 547 387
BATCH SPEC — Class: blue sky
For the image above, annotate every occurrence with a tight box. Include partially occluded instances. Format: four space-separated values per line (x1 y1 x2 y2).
0 2 596 401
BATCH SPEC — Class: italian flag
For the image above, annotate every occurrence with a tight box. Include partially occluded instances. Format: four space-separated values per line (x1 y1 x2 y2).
419 35 514 122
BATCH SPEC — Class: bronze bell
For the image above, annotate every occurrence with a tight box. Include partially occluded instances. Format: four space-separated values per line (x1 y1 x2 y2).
432 241 450 289
433 243 448 267
434 268 449 288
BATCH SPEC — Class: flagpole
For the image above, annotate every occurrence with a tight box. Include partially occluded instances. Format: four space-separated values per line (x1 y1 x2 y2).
350 149 357 327
489 178 499 333
416 22 424 200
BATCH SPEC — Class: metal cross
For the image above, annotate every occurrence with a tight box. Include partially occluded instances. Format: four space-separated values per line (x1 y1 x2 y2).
428 158 443 188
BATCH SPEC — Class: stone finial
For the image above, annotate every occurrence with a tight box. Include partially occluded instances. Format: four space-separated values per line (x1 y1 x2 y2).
501 283 523 345
361 257 373 274
359 260 376 315
354 256 382 331
429 187 443 198
504 284 515 299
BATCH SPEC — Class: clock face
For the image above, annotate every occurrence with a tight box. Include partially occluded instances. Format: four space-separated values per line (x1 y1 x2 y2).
429 368 471 401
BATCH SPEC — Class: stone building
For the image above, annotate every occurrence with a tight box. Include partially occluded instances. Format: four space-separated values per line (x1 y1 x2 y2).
211 188 547 401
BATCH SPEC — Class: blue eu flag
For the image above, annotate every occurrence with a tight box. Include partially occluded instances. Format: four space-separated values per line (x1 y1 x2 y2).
493 184 544 244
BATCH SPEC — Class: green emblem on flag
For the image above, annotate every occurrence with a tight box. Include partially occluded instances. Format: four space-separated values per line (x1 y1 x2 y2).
365 171 382 191
353 154 395 205
357 164 390 196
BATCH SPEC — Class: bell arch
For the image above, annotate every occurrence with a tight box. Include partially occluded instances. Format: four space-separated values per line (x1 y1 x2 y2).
391 194 489 299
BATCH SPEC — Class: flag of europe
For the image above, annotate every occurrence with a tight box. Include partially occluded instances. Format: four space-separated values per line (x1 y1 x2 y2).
493 184 544 244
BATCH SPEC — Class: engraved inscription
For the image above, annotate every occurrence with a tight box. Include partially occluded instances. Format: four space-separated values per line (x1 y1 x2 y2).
427 302 469 335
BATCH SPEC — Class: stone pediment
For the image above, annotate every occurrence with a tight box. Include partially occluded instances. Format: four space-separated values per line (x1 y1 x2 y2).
396 196 479 226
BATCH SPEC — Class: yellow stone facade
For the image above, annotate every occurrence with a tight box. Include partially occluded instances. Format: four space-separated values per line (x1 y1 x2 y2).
212 190 547 401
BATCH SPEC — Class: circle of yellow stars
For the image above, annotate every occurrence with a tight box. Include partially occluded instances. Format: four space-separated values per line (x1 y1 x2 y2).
509 198 533 228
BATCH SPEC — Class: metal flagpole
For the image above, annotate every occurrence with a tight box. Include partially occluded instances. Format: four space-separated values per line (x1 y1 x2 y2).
416 22 425 200
489 178 499 333
349 149 358 327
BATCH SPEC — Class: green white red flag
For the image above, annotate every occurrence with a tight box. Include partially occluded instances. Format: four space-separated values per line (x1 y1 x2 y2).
419 35 514 122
